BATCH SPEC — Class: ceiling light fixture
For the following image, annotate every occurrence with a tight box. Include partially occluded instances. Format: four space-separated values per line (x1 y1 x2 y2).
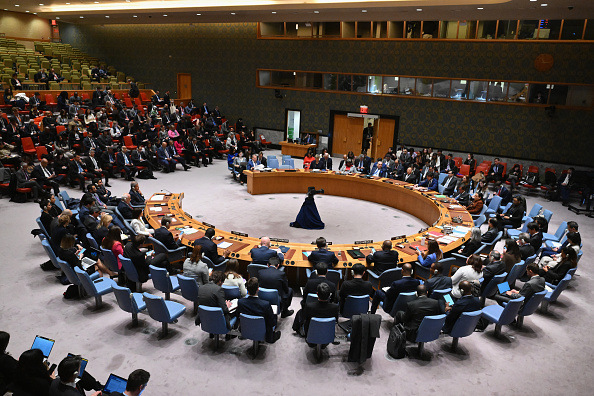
132 15 137 17
39 3 44 5
314 10 319 14
271 11 276 14
541 3 547 5
417 8 422 11
530 0 537 2
163 14 167 16
79 16 84 18
55 16 60 19
25 10 29 12
231 12 236 15
15 4 20 6
33 12 37 14
361 9 367 13
477 7 484 9
196 13 201 15
105 15 109 18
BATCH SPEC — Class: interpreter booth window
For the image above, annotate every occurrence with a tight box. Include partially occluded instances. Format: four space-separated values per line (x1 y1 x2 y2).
450 80 469 99
468 81 488 101
487 81 506 101
561 20 585 40
422 21 439 39
548 85 568 106
439 21 459 39
415 78 432 97
271 71 295 87
566 86 594 107
518 20 540 39
497 20 518 39
399 77 415 95
537 20 562 40
432 79 451 98
507 83 529 103
323 74 337 90
382 76 399 94
460 21 477 39
286 110 301 142
258 71 271 86
528 84 549 104
477 20 497 39
352 75 367 92
367 76 382 94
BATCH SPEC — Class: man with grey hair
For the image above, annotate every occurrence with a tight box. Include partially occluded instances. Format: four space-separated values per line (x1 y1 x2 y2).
129 181 145 206
117 193 134 220
518 233 535 260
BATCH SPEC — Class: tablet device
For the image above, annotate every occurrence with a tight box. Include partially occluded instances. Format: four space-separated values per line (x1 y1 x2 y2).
83 247 101 261
443 294 454 306
31 335 55 358
66 353 88 378
103 373 128 394
347 250 365 259
497 282 511 294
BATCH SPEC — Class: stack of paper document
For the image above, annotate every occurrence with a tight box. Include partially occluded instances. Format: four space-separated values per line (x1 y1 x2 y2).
182 228 198 235
437 236 459 244
150 195 164 201
149 207 162 212
217 241 232 249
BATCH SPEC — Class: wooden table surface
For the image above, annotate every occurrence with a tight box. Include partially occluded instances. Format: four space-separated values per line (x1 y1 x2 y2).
144 170 473 272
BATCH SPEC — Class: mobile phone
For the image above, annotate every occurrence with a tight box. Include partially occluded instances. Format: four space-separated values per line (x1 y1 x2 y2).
443 294 454 306
48 363 57 374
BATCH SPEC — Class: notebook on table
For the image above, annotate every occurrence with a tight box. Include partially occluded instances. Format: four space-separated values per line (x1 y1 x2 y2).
31 335 55 358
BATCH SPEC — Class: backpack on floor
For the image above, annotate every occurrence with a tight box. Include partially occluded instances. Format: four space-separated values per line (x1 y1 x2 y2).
387 323 407 359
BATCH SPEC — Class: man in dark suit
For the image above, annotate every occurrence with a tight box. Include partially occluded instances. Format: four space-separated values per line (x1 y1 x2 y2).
302 262 337 305
100 146 117 182
338 263 374 314
370 263 420 314
186 137 208 168
480 250 505 294
319 153 333 170
369 160 388 178
485 157 504 184
31 158 60 195
355 153 371 174
442 153 458 174
156 141 176 172
558 167 574 206
68 155 93 191
304 283 339 342
481 218 499 243
366 240 399 274
116 146 137 181
490 184 512 206
403 167 418 184
109 369 150 396
494 264 544 306
117 193 135 220
418 172 439 191
199 102 210 117
395 284 444 342
194 227 229 265
527 222 543 252
82 134 101 155
453 184 470 207
308 237 338 269
84 149 106 183
361 123 373 153
250 236 284 264
92 87 104 107
425 261 452 295
518 233 536 260
441 170 458 196
196 271 233 330
16 163 42 202
258 257 294 318
129 181 145 206
154 216 182 250
442 281 481 334
238 277 281 343
49 355 100 396
151 90 164 106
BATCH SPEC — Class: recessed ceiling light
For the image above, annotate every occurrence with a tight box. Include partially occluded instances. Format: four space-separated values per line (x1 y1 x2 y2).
163 14 167 16
271 11 276 14
39 3 44 5
65 2 70 4
133 15 137 17
94 1 99 3
417 8 423 11
530 0 537 2
79 16 84 18
361 9 367 13
105 15 109 18
231 12 236 15
33 12 37 14
26 10 30 12
314 10 319 14
541 3 547 5
55 16 60 19
15 4 20 6
477 7 484 10
196 13 201 15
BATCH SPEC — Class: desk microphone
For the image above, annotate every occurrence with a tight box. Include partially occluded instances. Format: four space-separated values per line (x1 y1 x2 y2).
161 188 172 194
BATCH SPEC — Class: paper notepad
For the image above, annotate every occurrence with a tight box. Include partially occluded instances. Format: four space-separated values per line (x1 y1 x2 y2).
437 236 459 244
182 228 198 235
149 207 162 212
150 195 164 201
217 241 232 249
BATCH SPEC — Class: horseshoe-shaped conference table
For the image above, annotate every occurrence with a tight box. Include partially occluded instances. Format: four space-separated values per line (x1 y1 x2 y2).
144 169 474 282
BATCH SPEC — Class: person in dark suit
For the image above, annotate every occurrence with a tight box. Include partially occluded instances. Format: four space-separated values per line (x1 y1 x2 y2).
69 154 94 191
16 163 42 202
355 153 371 174
338 263 374 313
124 235 174 285
100 146 118 181
494 264 545 306
109 369 150 396
481 218 499 243
361 123 373 153
194 227 229 265
196 271 233 330
154 216 182 249
369 160 388 177
453 184 471 206
480 250 506 294
151 90 164 106
442 281 481 334
527 222 543 252
490 184 512 206
258 256 294 318
308 237 338 269
518 233 536 260
441 170 458 196
496 195 525 229
199 102 210 117
403 167 418 184
558 167 574 206
250 236 284 264
92 87 104 106
186 137 209 167
319 153 333 170
302 262 337 305
425 261 453 295
31 158 61 195
10 73 22 90
117 193 135 219
442 154 458 174
304 282 339 343
49 355 103 396
156 141 176 172
84 149 106 183
238 277 281 343
418 172 438 191
395 284 444 342
129 181 145 206
366 240 399 274
485 157 504 184
116 146 137 181
370 263 420 314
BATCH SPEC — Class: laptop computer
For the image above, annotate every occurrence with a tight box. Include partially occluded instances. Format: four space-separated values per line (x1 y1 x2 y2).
31 335 55 359
66 353 88 378
497 282 511 294
103 373 127 394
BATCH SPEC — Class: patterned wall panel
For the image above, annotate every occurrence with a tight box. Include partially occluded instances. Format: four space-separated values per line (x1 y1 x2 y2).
59 22 594 165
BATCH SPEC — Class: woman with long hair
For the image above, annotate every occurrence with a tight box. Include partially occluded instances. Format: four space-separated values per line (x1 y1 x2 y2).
183 245 209 285
101 226 123 271
223 258 247 297
458 227 482 256
418 240 443 267
540 246 577 285
451 254 483 298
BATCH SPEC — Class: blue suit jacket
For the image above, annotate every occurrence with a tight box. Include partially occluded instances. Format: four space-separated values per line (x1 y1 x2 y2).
369 164 387 177
157 146 171 161
384 277 421 313
495 185 512 205
442 295 481 334
237 295 277 343
116 152 133 170
250 245 283 264
154 226 177 250
419 177 438 191
308 248 339 267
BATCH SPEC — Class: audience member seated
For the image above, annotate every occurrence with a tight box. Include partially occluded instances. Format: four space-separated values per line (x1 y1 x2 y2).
125 234 174 283
194 227 230 264
466 192 484 214
484 157 504 184
182 245 209 285
11 349 53 396
425 262 453 295
129 182 146 206
196 271 234 330
541 222 579 258
539 247 578 285
117 193 135 220
101 226 124 271
0 331 18 392
223 259 247 298
303 283 339 344
302 262 337 305
442 281 481 334
155 216 182 249
417 172 438 191
308 237 338 270
394 284 444 342
49 355 101 396
366 240 399 274
480 250 505 294
16 163 42 203
109 369 150 396
338 263 374 314
370 263 420 314
458 227 482 256
488 184 512 206
539 233 580 269
258 257 294 318
417 240 443 268
493 264 544 306
453 184 470 206
496 195 525 229
369 160 387 177
441 170 458 196
527 222 543 252
130 208 153 236
451 254 483 299
238 278 281 344
481 218 499 244
503 239 522 273
250 236 284 264
303 151 315 170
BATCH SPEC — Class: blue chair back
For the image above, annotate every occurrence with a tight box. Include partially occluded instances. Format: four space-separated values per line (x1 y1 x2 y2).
518 290 547 317
56 257 81 285
74 266 113 297
482 272 507 298
36 217 49 238
549 222 567 241
119 254 141 284
198 305 229 334
202 255 227 272
100 246 120 272
177 274 199 302
54 198 65 212
247 263 267 278
41 239 60 269
379 267 402 286
59 191 72 205
279 164 290 170
267 155 277 162
281 155 291 162
449 310 482 338
306 317 336 345
149 265 177 294
542 209 553 223
148 236 168 255
258 287 280 313
497 297 525 325
306 293 318 305
341 295 370 318
390 291 417 316
113 284 145 314
474 214 486 227
506 260 526 287
577 251 583 264
143 292 172 322
487 195 502 212
527 203 543 218
415 314 447 343
222 285 241 300
240 314 267 342
430 288 452 300
268 158 280 169
326 269 342 287
525 254 537 266
567 267 577 277
547 274 572 303
86 233 100 250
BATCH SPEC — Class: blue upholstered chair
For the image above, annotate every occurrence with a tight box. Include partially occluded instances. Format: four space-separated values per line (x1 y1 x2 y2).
306 317 336 360
481 296 525 337
541 274 572 313
508 218 531 239
268 158 280 169
247 263 267 278
516 290 547 328
543 221 567 242
143 292 186 337
74 267 115 309
148 236 187 264
202 255 228 272
523 203 542 223
473 214 486 228
389 291 417 317
448 310 482 351
99 246 120 274
367 267 402 290
41 239 61 269
119 254 150 292
258 287 281 315
240 313 267 357
414 314 447 355
506 260 526 289
198 305 237 350
149 265 180 300
480 272 507 307
484 195 502 216
112 284 146 326
177 274 200 314
222 285 241 300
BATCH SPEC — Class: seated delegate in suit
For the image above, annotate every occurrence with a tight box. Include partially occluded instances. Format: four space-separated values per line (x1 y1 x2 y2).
452 184 470 207
417 240 443 268
484 157 504 184
238 277 282 344
540 247 577 286
441 171 458 196
338 263 374 314
117 193 135 220
258 256 294 318
370 263 420 314
442 281 481 334
125 235 175 283
539 233 580 270
355 153 371 174
196 271 233 330
303 282 339 343
527 222 543 252
154 216 182 249
465 193 484 214
49 355 103 396
502 239 522 273
451 255 483 298
425 262 453 295
157 141 177 173
31 159 61 195
366 240 399 274
481 218 499 244
494 264 544 306
129 181 145 206
0 331 18 392
194 227 230 265
250 236 284 264
16 163 42 202
108 369 150 396
541 221 578 258
302 262 337 305
394 284 444 342
488 184 512 207
458 227 482 256
496 196 525 229
417 172 438 191
59 233 112 277
308 237 339 270
369 160 387 177
11 349 53 396
116 146 138 181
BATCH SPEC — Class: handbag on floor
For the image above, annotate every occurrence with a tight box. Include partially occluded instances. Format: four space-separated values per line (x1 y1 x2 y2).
387 323 407 359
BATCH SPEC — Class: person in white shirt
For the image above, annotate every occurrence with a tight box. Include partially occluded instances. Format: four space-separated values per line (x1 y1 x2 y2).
451 254 483 298
130 208 154 236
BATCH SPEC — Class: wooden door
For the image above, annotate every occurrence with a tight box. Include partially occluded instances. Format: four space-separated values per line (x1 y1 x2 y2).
332 114 364 156
371 118 396 159
177 73 192 100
